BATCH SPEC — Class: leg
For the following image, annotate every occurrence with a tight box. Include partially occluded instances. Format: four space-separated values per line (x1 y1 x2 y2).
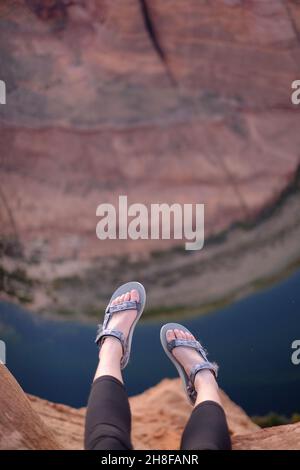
181 371 231 450
165 329 231 450
84 340 132 450
85 290 139 450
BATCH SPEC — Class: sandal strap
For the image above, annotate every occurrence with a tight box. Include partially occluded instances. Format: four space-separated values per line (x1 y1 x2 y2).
190 362 219 384
167 338 208 361
102 300 140 329
105 300 140 314
95 327 126 352
187 362 218 403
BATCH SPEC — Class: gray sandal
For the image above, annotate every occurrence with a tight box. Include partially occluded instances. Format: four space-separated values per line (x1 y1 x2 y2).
95 281 146 369
160 322 218 405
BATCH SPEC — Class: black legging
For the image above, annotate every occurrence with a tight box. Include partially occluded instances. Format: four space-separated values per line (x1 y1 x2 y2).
84 375 231 450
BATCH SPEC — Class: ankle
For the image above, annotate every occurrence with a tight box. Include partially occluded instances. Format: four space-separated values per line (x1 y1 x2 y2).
99 337 123 360
95 337 123 383
193 371 222 408
194 369 218 391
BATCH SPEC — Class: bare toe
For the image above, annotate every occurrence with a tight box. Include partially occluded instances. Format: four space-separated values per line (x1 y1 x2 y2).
166 329 176 342
131 289 139 302
124 291 130 301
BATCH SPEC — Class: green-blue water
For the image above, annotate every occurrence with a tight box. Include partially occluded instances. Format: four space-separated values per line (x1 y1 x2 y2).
0 269 300 416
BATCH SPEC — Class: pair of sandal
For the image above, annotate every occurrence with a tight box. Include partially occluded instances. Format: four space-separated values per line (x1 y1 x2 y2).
95 282 218 405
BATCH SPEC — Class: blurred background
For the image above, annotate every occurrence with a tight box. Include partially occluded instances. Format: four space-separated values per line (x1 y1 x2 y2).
0 0 300 426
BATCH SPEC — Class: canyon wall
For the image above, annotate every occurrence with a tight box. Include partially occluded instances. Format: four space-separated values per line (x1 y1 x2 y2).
1 0 300 261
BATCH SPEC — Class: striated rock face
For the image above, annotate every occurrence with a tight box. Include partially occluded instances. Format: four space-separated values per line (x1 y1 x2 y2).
1 366 299 450
0 365 62 450
1 0 300 262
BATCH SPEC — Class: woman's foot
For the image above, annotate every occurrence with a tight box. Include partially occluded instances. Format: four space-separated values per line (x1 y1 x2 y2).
166 328 212 378
94 289 139 383
100 289 139 356
166 328 220 406
100 289 139 354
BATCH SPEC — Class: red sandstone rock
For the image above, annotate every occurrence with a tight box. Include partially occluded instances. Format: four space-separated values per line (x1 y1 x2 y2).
25 377 300 450
0 365 62 450
1 0 300 261
1 366 298 450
